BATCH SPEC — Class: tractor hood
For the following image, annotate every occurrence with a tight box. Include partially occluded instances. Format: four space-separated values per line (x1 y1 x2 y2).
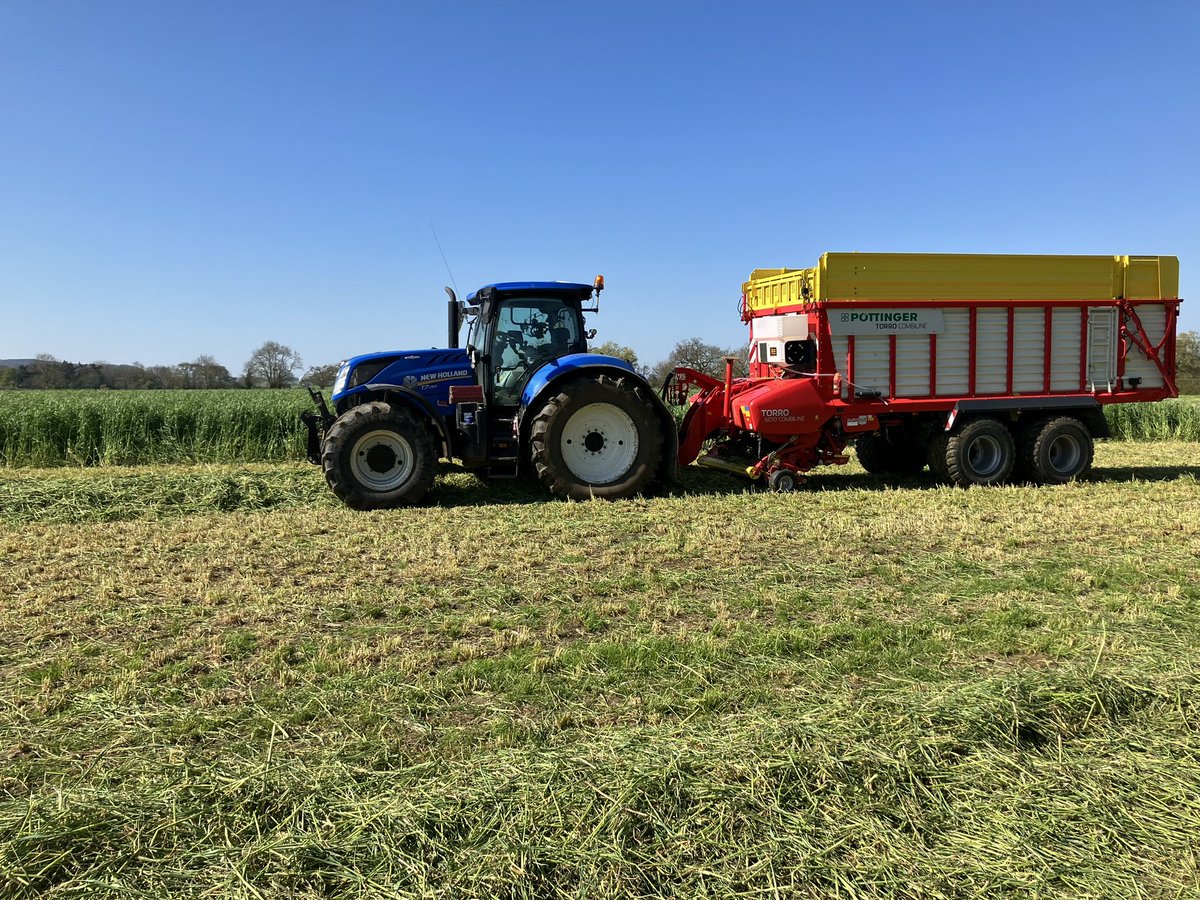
332 348 472 402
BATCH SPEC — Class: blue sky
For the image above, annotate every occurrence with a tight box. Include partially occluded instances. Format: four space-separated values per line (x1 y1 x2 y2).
2 1 1197 374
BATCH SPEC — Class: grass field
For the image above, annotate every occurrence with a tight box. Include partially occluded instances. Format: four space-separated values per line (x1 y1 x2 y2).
2 442 1199 897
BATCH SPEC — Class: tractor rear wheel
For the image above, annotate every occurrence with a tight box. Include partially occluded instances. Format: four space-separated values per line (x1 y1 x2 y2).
1021 416 1093 484
321 401 437 508
943 417 1015 487
529 374 663 500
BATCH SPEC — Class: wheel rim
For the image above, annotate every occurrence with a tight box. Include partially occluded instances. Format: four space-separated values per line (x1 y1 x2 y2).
1046 433 1083 475
966 434 1005 477
560 402 639 484
350 429 415 491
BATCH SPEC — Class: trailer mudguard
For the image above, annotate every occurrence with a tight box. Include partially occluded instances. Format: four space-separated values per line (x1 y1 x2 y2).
948 395 1109 438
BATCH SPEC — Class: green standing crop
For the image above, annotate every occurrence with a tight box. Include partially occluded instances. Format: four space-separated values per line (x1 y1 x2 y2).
0 390 312 467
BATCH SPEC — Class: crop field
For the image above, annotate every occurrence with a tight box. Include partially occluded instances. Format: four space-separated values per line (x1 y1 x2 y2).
2 438 1199 898
0 390 313 467
0 390 1198 468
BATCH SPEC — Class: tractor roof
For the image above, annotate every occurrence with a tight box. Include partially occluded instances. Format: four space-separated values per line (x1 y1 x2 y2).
466 281 593 303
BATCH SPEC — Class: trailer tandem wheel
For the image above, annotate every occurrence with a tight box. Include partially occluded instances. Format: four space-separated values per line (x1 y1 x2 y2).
1020 416 1094 484
856 429 927 476
943 417 1016 487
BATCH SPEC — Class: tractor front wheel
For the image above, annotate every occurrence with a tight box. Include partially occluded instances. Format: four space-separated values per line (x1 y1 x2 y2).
321 401 437 508
529 375 663 500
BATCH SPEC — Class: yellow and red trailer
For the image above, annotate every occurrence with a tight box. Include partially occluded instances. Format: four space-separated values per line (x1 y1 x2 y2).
672 253 1181 489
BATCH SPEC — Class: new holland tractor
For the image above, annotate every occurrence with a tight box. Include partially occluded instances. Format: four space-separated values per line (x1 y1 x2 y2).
302 277 677 507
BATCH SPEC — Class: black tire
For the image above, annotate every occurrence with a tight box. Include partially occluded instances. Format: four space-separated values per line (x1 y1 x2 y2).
943 417 1015 487
768 469 799 492
1020 416 1094 484
927 432 951 482
528 374 663 500
856 429 926 475
321 401 438 509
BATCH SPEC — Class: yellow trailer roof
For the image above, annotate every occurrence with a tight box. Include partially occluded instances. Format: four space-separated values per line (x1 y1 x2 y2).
744 253 1179 312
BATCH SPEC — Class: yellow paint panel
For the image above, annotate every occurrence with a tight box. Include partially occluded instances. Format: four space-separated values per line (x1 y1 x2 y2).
1123 255 1179 299
743 253 1179 313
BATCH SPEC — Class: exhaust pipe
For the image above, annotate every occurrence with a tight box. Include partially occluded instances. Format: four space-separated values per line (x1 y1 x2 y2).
444 287 459 349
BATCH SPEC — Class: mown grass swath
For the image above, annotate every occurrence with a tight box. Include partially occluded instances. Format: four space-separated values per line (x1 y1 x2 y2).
0 441 1198 896
0 389 311 467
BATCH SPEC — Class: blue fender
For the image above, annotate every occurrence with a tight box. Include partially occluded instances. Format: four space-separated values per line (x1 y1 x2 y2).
519 353 638 410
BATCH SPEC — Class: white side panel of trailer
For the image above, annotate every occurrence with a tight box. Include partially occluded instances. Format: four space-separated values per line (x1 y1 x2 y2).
1122 303 1168 389
895 335 931 397
935 309 970 395
1012 308 1045 393
831 334 849 398
854 334 890 395
825 301 1167 401
1050 308 1083 392
975 308 1008 393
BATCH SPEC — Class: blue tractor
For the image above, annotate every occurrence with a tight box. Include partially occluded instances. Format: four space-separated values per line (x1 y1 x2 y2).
301 277 677 508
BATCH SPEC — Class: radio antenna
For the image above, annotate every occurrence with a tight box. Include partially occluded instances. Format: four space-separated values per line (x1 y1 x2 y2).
430 223 459 298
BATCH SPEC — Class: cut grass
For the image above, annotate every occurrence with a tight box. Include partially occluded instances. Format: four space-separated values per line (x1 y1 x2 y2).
1 442 1198 896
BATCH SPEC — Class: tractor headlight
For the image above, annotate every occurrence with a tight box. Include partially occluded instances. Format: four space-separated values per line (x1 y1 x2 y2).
332 362 350 396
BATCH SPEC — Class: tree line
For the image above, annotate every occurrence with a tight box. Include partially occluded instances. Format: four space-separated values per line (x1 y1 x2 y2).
0 337 751 392
0 342 331 391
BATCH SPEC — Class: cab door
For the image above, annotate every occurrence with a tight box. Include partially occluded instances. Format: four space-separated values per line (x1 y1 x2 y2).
487 297 584 406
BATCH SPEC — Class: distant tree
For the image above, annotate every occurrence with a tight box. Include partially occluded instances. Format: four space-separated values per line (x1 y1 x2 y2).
103 363 153 390
1178 331 1200 394
647 337 749 388
30 354 69 389
73 363 105 389
180 355 234 389
0 367 17 389
591 341 642 372
243 341 303 389
301 363 341 388
143 365 185 389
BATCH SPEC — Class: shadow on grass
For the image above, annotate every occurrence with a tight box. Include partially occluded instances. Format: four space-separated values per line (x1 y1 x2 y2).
429 461 943 505
428 458 1200 510
1085 464 1200 484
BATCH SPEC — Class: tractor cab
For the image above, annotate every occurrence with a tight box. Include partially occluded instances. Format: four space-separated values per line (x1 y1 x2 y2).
463 281 598 408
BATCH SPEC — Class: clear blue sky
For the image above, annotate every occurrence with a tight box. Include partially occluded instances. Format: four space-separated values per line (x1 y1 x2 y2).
2 1 1197 374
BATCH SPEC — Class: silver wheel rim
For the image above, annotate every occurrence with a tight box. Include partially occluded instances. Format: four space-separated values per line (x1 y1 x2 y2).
560 402 639 484
1047 433 1082 475
350 429 415 491
967 434 1005 477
